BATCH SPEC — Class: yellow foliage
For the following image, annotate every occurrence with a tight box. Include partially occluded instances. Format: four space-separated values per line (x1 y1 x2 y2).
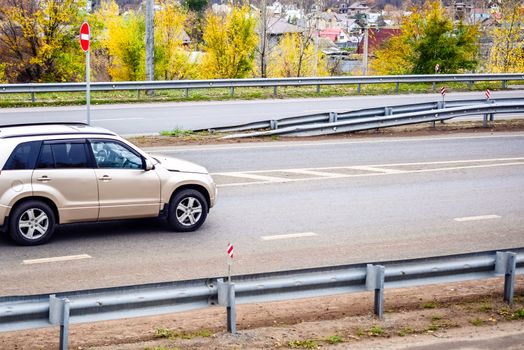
487 1 524 73
267 33 327 77
93 1 145 81
200 4 258 78
155 0 198 80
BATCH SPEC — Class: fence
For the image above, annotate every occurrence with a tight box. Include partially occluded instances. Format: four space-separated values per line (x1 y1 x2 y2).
1 74 523 102
0 248 522 349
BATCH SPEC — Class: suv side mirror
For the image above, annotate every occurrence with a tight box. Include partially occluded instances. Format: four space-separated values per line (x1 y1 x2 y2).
144 159 154 171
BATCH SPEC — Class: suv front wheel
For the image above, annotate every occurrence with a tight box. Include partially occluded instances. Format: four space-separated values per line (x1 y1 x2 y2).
168 189 208 232
9 200 56 245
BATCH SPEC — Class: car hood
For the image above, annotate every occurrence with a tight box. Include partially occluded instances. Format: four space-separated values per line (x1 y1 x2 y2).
150 154 208 174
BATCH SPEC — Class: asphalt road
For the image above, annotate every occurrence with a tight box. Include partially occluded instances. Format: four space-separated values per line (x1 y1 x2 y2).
0 91 522 135
1 132 523 296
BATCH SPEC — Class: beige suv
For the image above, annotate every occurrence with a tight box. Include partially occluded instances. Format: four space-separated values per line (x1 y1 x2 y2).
0 123 217 245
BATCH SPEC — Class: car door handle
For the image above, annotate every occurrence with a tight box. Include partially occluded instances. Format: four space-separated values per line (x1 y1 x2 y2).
36 176 51 182
99 175 112 181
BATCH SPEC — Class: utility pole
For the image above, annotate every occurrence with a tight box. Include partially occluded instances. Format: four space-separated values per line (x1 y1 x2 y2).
260 0 267 77
363 23 369 75
145 0 154 85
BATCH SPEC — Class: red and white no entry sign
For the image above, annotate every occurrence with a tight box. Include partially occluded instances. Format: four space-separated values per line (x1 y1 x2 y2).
227 243 234 258
80 22 90 52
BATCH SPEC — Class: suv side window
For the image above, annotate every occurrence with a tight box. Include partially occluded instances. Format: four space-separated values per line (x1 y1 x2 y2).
89 140 143 169
3 141 41 170
36 141 90 169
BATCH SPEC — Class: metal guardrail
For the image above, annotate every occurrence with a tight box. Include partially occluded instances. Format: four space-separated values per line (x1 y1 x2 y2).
200 98 520 134
219 99 524 138
0 248 522 348
0 74 523 100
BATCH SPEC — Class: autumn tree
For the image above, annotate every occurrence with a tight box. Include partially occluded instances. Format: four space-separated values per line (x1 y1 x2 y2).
93 1 145 81
371 1 479 75
487 0 524 73
267 32 327 78
0 0 85 82
200 3 258 78
155 0 198 80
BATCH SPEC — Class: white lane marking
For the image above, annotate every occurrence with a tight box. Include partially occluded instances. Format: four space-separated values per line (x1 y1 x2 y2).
215 160 524 188
261 232 318 240
454 215 501 222
349 165 405 174
22 254 92 265
283 169 346 177
214 172 288 182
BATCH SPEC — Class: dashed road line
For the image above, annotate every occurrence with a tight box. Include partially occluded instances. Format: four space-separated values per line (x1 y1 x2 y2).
454 215 501 222
261 232 318 240
349 165 405 174
22 254 92 265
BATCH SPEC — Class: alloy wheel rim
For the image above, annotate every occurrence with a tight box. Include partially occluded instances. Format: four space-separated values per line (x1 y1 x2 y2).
176 197 203 227
18 208 49 240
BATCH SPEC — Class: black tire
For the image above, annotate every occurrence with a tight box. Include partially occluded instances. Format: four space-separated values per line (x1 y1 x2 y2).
9 200 56 246
168 189 208 232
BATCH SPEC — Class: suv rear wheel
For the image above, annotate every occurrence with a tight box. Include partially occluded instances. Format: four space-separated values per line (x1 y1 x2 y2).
9 200 56 245
168 189 208 232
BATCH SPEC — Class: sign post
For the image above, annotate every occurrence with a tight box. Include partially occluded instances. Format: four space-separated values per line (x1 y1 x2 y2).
227 243 234 282
80 22 91 125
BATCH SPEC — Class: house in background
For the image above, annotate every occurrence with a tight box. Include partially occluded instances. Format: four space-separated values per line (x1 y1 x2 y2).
356 28 400 56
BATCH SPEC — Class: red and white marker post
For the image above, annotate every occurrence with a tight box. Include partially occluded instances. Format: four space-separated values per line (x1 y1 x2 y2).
227 243 234 282
485 88 491 100
440 86 447 103
80 22 91 125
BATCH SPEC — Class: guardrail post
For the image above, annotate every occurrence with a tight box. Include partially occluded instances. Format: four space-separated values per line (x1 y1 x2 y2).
316 84 320 94
384 107 392 116
270 120 278 130
329 112 338 123
184 88 189 98
357 83 361 94
137 90 141 100
230 87 235 97
31 92 35 103
502 80 507 89
395 82 400 93
432 82 436 92
273 86 278 96
468 81 474 89
49 294 71 350
366 264 385 318
495 252 517 304
217 278 237 333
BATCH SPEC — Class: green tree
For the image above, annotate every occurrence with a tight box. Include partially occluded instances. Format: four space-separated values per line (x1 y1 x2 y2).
200 3 258 78
372 1 479 74
487 0 524 73
183 0 208 14
0 0 85 82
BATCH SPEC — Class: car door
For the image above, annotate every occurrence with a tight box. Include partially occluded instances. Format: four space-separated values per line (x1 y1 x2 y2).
32 139 99 224
88 139 161 220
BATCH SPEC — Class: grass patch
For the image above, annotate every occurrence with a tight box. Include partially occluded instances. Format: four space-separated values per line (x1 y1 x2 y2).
431 315 444 321
356 327 366 337
422 302 437 309
470 318 484 326
288 339 318 349
368 325 384 336
426 323 440 332
325 335 343 344
398 327 414 337
511 309 524 320
154 328 212 340
159 127 194 137
479 303 493 313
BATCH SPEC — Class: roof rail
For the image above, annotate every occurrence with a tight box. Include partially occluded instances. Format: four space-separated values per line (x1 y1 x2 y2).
0 122 88 128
